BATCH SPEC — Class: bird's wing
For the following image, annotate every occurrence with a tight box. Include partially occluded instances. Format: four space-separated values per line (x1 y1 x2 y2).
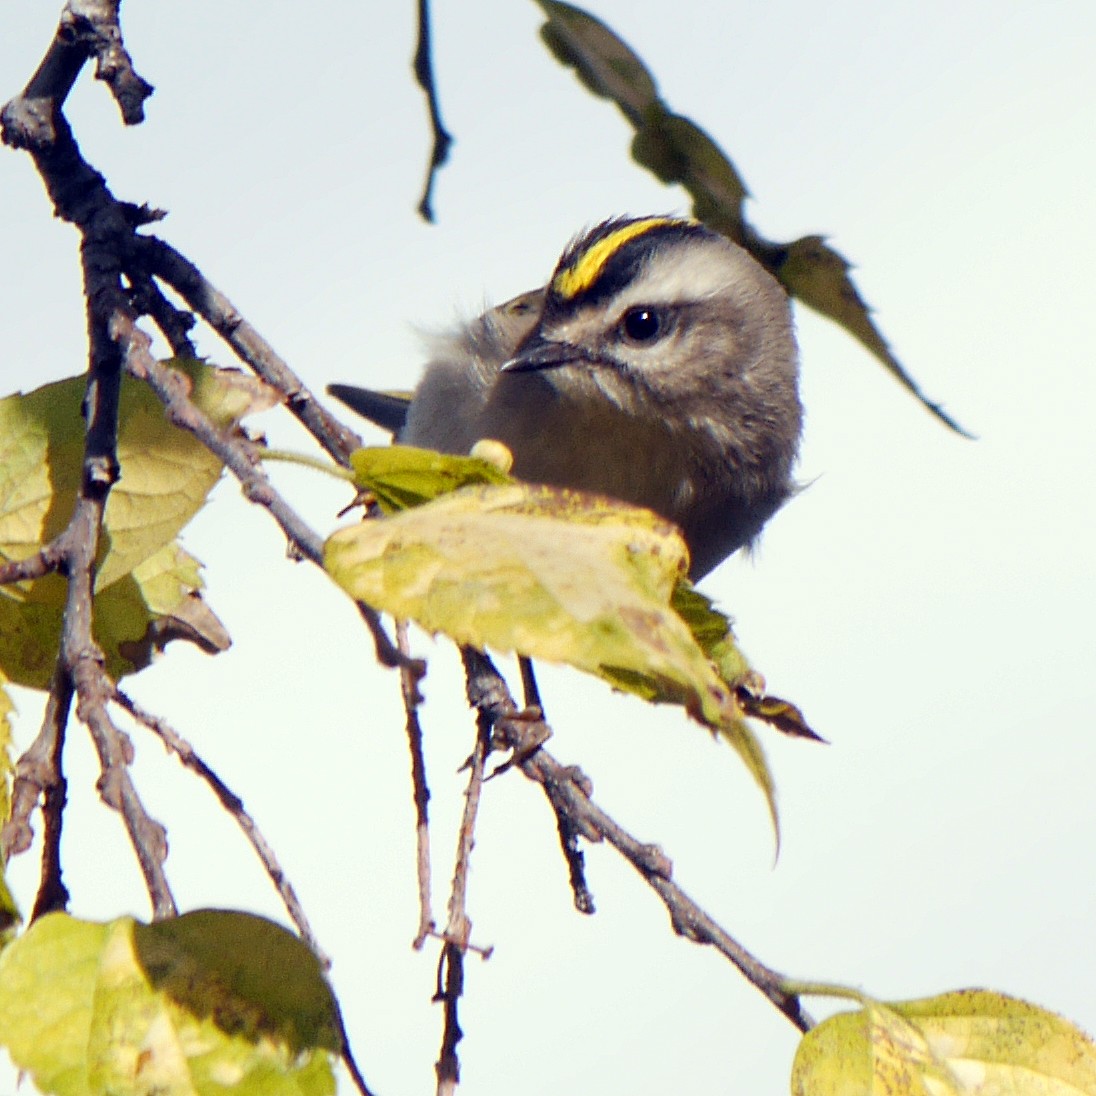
327 385 414 434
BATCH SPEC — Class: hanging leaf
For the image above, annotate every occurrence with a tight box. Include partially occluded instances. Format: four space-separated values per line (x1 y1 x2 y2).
535 0 970 436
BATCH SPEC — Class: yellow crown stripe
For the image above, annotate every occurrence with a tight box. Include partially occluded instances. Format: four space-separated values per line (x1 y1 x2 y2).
552 217 679 299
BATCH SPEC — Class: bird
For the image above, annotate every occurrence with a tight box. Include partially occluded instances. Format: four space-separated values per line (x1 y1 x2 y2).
328 216 801 578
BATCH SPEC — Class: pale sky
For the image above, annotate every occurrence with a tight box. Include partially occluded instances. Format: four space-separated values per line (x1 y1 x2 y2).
1 2 1095 1093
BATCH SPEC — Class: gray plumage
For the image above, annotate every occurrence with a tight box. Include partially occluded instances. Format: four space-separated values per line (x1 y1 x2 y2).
330 218 801 578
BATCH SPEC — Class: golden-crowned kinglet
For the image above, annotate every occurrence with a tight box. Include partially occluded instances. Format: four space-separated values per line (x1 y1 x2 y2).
329 216 801 578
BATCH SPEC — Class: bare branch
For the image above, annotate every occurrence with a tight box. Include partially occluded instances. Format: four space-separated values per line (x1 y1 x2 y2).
78 678 176 919
462 648 815 1034
433 682 492 1094
1 664 74 915
30 666 73 920
133 236 363 466
396 622 435 949
2 4 178 917
113 689 327 961
65 0 153 123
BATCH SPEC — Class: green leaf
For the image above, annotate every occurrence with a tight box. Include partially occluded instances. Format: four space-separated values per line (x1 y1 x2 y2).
535 0 969 436
792 990 1096 1095
0 910 339 1096
671 580 750 685
348 444 512 514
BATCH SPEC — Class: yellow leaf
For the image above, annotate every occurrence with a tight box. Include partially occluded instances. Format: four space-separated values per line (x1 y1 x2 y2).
792 990 1096 1095
0 362 248 688
0 543 228 689
327 482 736 727
332 448 785 830
0 360 257 593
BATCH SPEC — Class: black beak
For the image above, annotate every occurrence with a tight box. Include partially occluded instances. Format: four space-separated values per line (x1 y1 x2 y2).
501 333 597 373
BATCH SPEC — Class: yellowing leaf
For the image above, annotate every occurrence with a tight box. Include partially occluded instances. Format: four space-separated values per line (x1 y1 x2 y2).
327 482 737 727
0 543 228 689
535 0 968 436
0 910 339 1096
0 362 254 688
792 990 1096 1096
0 359 268 596
333 449 785 829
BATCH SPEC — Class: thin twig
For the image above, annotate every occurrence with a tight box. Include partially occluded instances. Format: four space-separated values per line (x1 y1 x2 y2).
331 998 380 1096
517 655 541 712
462 649 815 1033
413 0 453 222
434 676 492 1095
132 236 362 466
121 349 405 669
0 541 66 586
112 688 327 961
30 665 73 920
396 621 435 949
128 270 198 358
512 657 594 910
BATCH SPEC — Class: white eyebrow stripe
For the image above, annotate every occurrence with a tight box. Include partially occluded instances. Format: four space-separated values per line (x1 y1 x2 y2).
602 242 744 313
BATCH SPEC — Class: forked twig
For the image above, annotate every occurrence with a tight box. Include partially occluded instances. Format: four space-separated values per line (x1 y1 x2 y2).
462 648 814 1034
434 672 493 1095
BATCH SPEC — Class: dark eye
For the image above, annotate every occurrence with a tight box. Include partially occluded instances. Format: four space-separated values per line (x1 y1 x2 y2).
620 306 664 343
